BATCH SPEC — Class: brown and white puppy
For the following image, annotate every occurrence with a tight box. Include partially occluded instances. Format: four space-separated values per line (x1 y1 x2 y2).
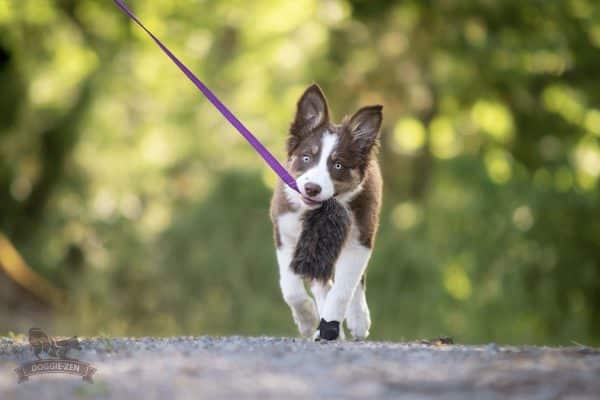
270 84 383 340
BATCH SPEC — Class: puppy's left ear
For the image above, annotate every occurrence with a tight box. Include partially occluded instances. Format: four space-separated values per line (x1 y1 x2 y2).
348 105 383 152
291 84 329 135
288 84 330 155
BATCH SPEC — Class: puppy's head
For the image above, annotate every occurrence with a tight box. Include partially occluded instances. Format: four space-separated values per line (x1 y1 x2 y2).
287 84 382 207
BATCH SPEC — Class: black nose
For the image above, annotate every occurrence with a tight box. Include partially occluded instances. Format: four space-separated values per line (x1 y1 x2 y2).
304 182 322 197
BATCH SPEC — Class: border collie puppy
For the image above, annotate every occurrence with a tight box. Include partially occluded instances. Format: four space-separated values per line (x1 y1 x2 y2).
270 84 383 340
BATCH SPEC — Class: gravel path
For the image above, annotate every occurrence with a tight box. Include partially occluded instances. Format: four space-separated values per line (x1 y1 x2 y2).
1 336 599 399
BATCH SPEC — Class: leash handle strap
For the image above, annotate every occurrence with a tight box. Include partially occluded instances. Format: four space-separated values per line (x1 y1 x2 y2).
114 0 300 193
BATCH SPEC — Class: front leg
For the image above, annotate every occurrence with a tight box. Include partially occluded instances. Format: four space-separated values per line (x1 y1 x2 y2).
310 280 332 317
311 280 347 340
319 241 371 340
276 245 319 337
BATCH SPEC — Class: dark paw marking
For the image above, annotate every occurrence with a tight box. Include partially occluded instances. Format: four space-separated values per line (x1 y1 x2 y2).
318 319 340 341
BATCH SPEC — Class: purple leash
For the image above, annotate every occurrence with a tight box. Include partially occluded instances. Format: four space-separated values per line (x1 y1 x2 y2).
113 0 299 193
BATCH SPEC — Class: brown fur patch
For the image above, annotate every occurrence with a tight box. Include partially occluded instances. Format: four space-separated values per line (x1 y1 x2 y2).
287 85 329 156
288 132 325 178
348 160 383 248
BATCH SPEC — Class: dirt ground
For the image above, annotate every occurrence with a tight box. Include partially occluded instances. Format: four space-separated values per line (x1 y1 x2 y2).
1 336 599 399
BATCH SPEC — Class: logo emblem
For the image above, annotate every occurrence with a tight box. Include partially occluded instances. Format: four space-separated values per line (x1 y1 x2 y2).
14 328 97 383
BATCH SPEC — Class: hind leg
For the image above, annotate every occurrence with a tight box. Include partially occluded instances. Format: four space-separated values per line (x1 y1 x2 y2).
345 278 371 340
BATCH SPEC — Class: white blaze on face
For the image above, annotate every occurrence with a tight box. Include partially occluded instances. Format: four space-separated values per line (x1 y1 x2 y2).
296 131 338 202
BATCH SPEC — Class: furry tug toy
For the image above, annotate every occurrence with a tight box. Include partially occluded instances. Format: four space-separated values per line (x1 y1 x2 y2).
290 199 350 283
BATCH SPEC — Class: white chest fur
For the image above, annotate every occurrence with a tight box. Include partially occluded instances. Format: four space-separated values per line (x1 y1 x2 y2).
277 206 361 249
277 211 303 247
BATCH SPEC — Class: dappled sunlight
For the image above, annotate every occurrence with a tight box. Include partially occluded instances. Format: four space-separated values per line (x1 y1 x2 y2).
588 24 600 47
573 139 600 177
584 109 600 136
568 0 593 19
0 0 13 23
9 175 31 202
22 1 57 24
378 31 408 58
77 1 124 40
471 100 514 143
429 116 461 159
463 18 487 47
484 148 512 184
443 261 472 301
140 128 176 167
273 40 303 70
261 168 277 190
30 29 98 107
92 189 118 221
522 50 570 75
391 201 422 231
317 0 349 26
392 117 425 155
512 206 534 232
542 84 585 124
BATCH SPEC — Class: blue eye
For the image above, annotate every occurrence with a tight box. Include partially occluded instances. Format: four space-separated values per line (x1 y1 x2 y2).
302 155 311 163
334 162 343 170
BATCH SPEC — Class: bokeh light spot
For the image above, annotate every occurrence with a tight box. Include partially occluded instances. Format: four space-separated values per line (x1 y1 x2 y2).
471 100 514 143
573 140 600 177
443 263 472 301
0 0 13 23
318 0 350 26
484 149 512 184
392 201 422 230
464 19 487 47
542 84 584 124
512 205 534 231
588 25 600 47
430 116 461 159
584 109 600 136
261 169 277 190
392 118 426 155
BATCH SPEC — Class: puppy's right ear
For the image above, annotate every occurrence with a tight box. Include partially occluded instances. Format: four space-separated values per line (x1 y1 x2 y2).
288 84 329 155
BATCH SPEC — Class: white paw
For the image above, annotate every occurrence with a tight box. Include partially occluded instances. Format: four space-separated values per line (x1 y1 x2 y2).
312 329 320 341
292 300 319 338
297 319 318 338
346 310 370 340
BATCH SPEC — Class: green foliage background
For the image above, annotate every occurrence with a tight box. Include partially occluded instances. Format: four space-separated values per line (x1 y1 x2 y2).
1 0 599 345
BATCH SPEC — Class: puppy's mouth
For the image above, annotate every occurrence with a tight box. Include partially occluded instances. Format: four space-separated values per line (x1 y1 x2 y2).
301 196 323 207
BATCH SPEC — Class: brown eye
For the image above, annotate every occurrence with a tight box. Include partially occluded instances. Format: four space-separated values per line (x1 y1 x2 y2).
302 155 311 163
334 162 343 170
